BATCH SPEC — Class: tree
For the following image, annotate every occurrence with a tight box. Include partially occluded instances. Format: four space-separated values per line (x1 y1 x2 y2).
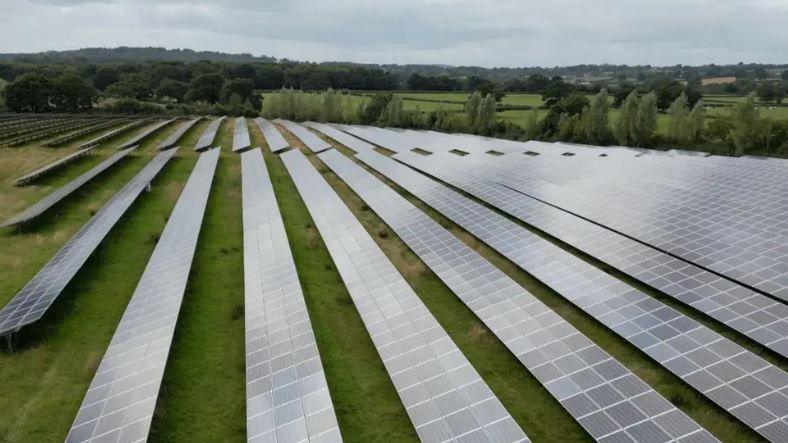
360 93 391 124
542 76 575 107
757 81 785 105
687 100 705 143
584 89 610 144
51 73 97 112
633 92 658 146
92 66 120 91
730 93 761 155
666 93 690 143
220 78 261 109
782 70 788 82
185 72 225 103
523 108 540 140
380 95 404 127
465 91 482 131
541 93 589 138
615 90 640 146
156 78 188 102
476 93 496 134
3 73 52 112
106 72 151 100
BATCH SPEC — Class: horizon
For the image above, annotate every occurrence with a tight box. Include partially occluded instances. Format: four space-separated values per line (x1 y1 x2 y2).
3 1 788 68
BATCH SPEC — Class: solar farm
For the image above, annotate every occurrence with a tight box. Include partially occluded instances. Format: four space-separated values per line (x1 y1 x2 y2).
0 113 786 443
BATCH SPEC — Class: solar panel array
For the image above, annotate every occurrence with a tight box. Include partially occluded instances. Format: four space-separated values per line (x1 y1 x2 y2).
195 116 226 151
0 149 178 337
67 148 220 443
281 149 528 443
275 120 331 153
157 117 201 150
319 149 716 443
79 119 151 149
2 147 137 228
118 118 176 149
254 118 289 153
476 151 788 302
14 145 97 186
233 117 252 153
303 122 375 153
241 148 341 442
380 150 788 442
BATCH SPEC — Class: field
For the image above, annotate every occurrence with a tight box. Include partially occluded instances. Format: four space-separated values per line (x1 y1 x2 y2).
0 116 783 442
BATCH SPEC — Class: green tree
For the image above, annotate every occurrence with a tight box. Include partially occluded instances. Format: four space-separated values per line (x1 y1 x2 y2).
380 95 404 127
51 73 97 112
757 81 785 105
3 73 52 112
185 72 225 103
465 91 482 131
633 92 658 146
687 100 705 143
523 108 540 140
666 93 690 143
730 93 761 155
106 72 151 100
220 78 260 109
92 66 120 91
584 89 610 144
615 90 639 145
360 93 392 124
476 93 496 134
156 78 188 102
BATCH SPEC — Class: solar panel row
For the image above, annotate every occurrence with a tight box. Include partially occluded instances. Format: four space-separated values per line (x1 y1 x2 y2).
319 149 716 443
79 119 151 149
118 118 177 150
254 117 289 153
233 117 252 153
14 145 97 186
276 120 331 153
304 122 375 153
195 116 226 151
66 148 220 443
241 148 341 442
383 150 788 442
281 148 529 443
0 149 178 337
157 117 202 150
2 147 137 228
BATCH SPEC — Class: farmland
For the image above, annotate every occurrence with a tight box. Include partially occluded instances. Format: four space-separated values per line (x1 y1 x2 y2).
0 113 786 442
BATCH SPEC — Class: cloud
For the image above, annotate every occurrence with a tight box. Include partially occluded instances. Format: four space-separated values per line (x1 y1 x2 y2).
1 0 787 67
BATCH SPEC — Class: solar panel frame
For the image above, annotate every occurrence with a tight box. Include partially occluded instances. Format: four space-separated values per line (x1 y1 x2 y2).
275 120 331 153
253 118 289 153
14 145 97 186
280 148 529 443
241 148 341 442
384 149 788 442
0 148 178 337
156 117 201 150
233 117 252 153
118 118 177 150
2 147 137 228
66 147 220 443
195 116 226 151
319 149 716 443
78 120 151 149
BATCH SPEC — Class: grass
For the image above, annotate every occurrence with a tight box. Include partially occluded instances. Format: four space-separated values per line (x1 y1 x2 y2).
0 113 780 442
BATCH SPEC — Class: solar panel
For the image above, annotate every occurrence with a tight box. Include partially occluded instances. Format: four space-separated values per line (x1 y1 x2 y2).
14 145 97 186
275 120 331 153
385 150 788 442
66 147 220 442
195 116 226 151
118 118 177 149
241 148 341 442
280 149 529 443
303 122 375 153
0 149 178 337
157 117 201 150
254 118 289 153
233 117 252 153
79 119 151 149
2 147 137 228
319 149 716 443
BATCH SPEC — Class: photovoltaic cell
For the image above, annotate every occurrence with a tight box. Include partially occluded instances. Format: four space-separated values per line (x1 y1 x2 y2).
157 117 201 150
241 148 341 442
118 118 176 149
66 148 220 443
14 145 97 186
254 118 289 153
195 116 226 151
280 148 528 443
2 147 137 228
319 149 716 443
383 149 788 442
275 120 331 153
233 117 252 153
0 149 177 337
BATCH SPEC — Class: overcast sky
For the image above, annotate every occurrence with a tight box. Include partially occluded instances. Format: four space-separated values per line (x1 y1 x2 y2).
2 0 787 67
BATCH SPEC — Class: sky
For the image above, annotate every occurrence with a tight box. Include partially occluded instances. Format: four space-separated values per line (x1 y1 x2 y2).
2 0 787 67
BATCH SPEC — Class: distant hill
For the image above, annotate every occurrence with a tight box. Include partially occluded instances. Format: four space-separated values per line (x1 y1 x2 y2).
0 46 277 64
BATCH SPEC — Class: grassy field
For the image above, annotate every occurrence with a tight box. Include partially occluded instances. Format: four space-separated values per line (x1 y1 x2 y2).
0 116 781 441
